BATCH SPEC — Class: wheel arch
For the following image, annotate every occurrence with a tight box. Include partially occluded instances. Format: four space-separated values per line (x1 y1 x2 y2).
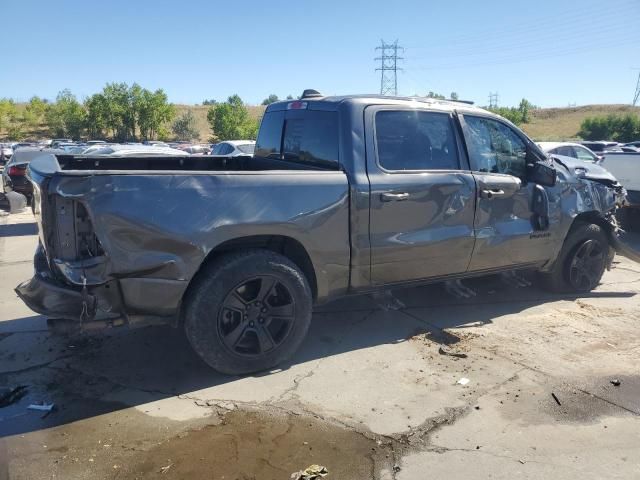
186 234 318 302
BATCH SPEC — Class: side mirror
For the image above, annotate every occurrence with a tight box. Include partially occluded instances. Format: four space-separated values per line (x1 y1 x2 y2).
529 161 557 187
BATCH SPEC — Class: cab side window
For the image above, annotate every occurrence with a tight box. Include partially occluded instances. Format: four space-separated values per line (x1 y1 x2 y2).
464 116 527 178
375 110 459 171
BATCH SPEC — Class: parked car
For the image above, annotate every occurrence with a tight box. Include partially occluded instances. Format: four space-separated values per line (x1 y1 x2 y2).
178 144 211 155
623 141 640 149
2 147 61 200
0 143 13 165
77 144 188 156
597 150 640 230
537 142 600 163
17 91 629 375
579 141 620 155
210 140 255 157
50 139 73 149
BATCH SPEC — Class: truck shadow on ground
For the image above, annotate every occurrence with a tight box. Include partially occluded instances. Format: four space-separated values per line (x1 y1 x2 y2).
0 272 636 438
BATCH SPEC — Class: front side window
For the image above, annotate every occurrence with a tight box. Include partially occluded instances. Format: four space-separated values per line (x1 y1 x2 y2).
464 116 526 178
574 146 597 163
375 110 459 171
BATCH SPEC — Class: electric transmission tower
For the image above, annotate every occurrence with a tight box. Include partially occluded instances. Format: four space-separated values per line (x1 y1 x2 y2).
488 92 499 108
375 40 404 96
633 71 640 106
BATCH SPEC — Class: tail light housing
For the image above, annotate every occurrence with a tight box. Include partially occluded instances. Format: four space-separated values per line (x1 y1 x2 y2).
7 165 26 176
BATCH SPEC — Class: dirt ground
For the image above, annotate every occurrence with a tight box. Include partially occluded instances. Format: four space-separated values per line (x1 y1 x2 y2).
1 208 639 480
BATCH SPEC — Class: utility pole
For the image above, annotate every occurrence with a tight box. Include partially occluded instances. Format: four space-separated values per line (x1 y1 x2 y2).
633 71 640 106
488 92 499 109
375 40 404 96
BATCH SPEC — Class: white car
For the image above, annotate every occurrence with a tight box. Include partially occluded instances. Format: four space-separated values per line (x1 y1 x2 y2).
210 140 255 157
78 144 188 156
537 142 600 163
585 148 640 230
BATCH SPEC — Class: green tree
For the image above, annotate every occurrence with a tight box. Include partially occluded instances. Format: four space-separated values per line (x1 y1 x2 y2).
23 96 48 129
202 99 218 105
0 99 18 135
579 114 640 142
261 94 279 105
286 95 294 100
172 110 200 141
45 89 86 138
426 91 445 99
487 98 536 126
207 95 259 141
134 87 173 140
450 92 459 100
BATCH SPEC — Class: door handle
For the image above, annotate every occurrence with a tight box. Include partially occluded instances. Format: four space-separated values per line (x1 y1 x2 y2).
480 189 505 199
381 192 410 202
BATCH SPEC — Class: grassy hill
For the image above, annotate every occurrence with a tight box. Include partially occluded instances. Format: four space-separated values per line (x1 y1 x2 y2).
174 104 265 142
5 102 638 143
521 104 640 141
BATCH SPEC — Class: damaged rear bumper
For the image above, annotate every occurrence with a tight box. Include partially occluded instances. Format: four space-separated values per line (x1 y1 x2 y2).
15 246 185 329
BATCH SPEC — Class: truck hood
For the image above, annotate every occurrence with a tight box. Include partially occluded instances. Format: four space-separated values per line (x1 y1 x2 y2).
550 154 618 186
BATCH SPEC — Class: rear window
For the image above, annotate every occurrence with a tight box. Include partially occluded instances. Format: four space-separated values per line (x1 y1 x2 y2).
255 110 339 169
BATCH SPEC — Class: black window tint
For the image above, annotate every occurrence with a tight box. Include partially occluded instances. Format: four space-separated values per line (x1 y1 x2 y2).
255 111 284 159
464 116 527 178
375 110 459 171
220 143 234 155
282 111 339 168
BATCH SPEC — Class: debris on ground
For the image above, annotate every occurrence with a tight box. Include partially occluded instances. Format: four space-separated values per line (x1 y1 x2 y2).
551 393 562 406
457 378 470 386
439 346 468 359
610 379 621 387
290 464 329 480
27 402 55 412
159 462 174 474
393 464 401 473
0 386 28 408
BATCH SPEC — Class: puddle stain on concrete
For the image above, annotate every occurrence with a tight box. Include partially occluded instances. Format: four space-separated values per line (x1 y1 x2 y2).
118 409 391 480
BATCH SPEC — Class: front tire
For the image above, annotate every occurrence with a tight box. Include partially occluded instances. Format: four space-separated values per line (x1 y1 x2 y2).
539 222 610 293
184 249 312 375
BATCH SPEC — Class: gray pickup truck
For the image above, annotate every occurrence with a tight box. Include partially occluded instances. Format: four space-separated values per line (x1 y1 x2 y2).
17 90 629 374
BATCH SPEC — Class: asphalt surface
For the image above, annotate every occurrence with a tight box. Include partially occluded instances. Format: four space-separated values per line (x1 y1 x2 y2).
1 208 639 479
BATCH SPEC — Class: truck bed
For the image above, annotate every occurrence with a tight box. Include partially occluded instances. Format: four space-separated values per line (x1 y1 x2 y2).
23 153 350 324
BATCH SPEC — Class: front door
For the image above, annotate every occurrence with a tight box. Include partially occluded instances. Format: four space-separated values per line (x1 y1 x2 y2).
460 114 554 271
366 107 477 285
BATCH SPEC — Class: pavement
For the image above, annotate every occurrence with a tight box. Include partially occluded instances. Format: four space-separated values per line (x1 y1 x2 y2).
1 207 639 479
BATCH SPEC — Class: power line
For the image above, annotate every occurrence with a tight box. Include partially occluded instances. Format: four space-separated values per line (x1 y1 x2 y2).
488 92 499 108
375 40 404 96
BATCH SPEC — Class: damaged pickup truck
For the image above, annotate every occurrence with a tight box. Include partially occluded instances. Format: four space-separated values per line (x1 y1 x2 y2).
16 90 632 374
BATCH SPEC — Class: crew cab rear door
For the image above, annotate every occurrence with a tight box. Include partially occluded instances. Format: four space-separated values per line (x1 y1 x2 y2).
365 106 476 285
459 113 554 271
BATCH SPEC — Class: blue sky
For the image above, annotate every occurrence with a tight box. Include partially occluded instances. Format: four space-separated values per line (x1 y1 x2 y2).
2 0 639 107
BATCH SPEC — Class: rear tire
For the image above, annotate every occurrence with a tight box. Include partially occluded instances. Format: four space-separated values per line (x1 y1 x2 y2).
184 249 312 375
539 222 610 293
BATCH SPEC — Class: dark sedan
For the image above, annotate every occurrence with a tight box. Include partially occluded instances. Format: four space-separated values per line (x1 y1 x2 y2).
2 147 61 200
